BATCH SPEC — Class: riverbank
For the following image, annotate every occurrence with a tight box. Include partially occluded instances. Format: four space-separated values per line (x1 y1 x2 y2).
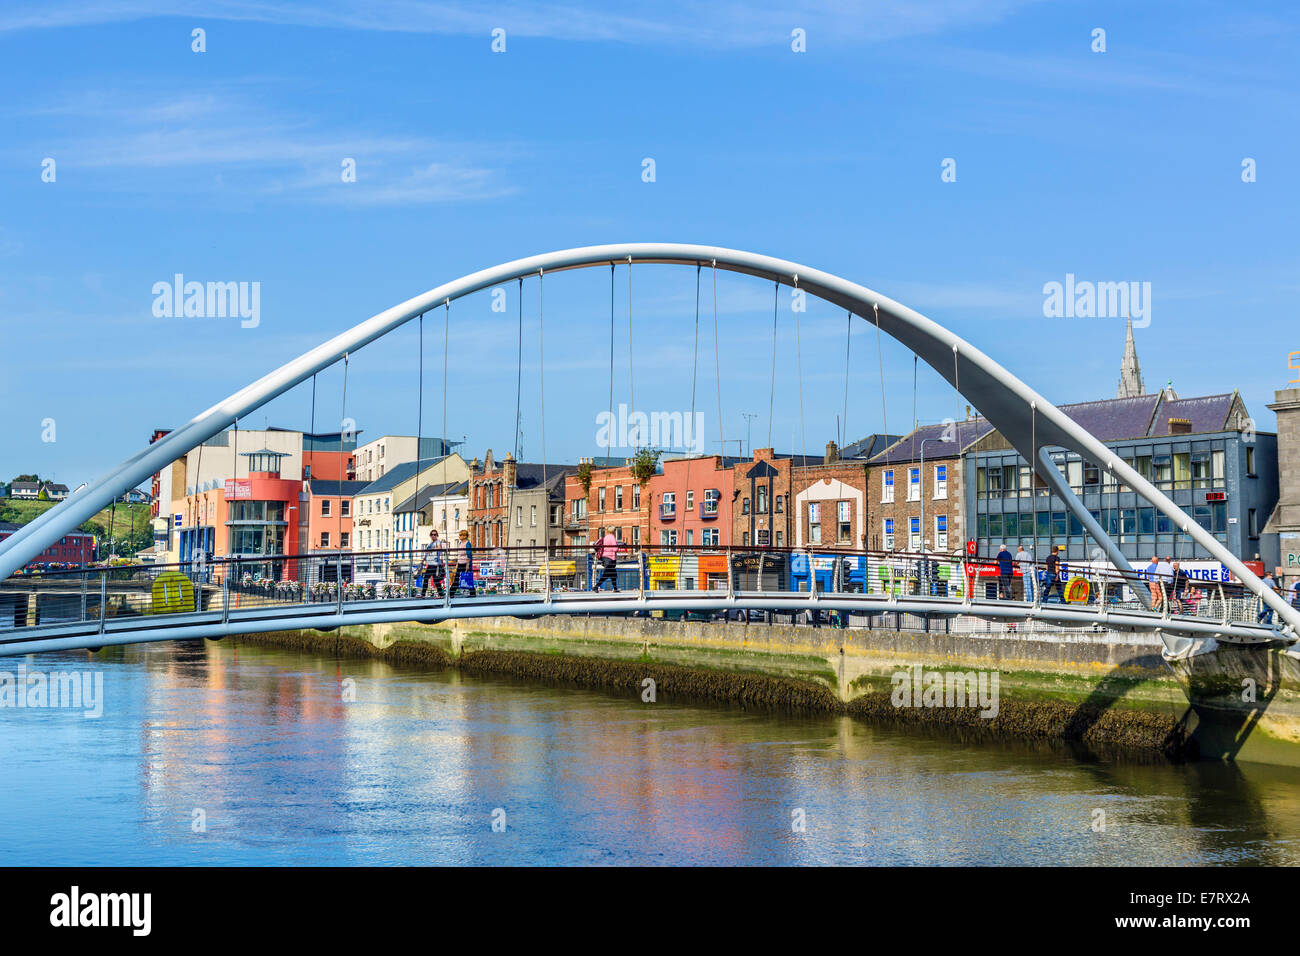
231 613 1264 761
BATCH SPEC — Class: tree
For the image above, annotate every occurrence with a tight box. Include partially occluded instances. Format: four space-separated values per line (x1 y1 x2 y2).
14 474 39 483
577 460 593 496
630 447 661 486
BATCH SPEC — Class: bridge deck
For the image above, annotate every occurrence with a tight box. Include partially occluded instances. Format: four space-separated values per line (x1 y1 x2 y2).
0 586 1283 658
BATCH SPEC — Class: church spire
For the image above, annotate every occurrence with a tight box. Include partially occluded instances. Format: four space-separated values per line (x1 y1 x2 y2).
1117 318 1145 398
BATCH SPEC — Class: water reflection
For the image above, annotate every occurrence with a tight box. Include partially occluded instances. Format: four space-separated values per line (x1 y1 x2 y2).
2 639 1299 865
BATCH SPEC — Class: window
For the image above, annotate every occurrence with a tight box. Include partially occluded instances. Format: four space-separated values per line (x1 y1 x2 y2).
517 505 523 527
598 487 606 511
633 485 641 509
742 497 750 515
661 492 676 516
756 485 768 513
686 530 693 545
341 499 351 517
615 486 624 511
837 501 851 543
935 515 948 550
686 490 694 511
808 502 821 544
883 470 895 503
321 499 331 517
1190 451 1213 489
632 527 640 545
908 467 921 501
1249 508 1259 538
660 530 677 546
934 464 947 499
702 528 719 546
774 495 784 513
1067 459 1083 491
1246 446 1256 476
320 531 330 547
742 532 750 545
703 488 720 516
883 518 895 551
531 505 537 526
909 516 921 551
340 532 350 548
775 531 783 547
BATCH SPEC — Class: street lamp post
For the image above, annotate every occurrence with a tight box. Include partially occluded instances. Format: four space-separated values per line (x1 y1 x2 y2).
919 433 954 595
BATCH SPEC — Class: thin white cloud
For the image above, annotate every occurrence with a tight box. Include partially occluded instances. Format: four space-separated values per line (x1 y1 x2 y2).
7 87 519 205
0 0 1042 46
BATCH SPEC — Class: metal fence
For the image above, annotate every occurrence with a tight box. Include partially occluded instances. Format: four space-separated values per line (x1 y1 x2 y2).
0 543 1284 634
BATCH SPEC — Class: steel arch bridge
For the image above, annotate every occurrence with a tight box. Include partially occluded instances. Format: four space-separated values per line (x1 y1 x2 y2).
1 243 1294 658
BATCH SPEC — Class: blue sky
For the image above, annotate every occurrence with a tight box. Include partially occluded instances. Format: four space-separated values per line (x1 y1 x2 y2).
2 1 1297 487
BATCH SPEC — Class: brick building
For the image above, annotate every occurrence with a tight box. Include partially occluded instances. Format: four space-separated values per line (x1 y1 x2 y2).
729 448 823 548
468 450 575 553
0 521 97 569
790 444 872 551
645 454 739 549
563 459 652 548
867 420 989 555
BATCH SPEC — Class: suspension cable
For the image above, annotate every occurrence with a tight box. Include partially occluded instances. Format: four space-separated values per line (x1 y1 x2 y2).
627 256 635 445
538 270 548 543
440 297 452 546
712 260 724 460
793 276 807 462
505 278 523 563
415 311 425 493
874 303 890 473
768 281 778 451
912 355 919 433
684 263 702 530
608 264 615 459
842 309 852 448
339 352 349 566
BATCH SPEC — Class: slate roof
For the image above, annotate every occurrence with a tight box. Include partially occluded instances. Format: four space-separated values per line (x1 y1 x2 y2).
394 481 469 513
1151 394 1236 435
306 479 370 497
869 420 994 464
1054 394 1161 442
355 457 451 495
841 433 902 460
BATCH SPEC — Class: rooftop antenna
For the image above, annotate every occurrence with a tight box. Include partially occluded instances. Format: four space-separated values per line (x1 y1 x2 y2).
740 412 757 458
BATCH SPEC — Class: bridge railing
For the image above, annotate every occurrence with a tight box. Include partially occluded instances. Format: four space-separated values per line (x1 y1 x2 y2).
0 543 1284 633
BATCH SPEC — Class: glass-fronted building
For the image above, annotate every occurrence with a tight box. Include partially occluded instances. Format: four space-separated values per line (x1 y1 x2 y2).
965 391 1278 564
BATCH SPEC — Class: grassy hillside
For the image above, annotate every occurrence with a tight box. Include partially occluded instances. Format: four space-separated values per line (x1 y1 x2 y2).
1 499 154 555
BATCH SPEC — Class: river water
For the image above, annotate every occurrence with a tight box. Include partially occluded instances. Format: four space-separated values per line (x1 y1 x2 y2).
3 639 1299 866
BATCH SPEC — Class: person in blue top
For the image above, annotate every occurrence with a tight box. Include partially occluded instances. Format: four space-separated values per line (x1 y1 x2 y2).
996 544 1013 600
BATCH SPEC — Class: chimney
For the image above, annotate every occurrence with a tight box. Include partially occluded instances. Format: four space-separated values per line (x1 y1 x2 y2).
825 441 839 464
503 452 517 489
1168 417 1192 435
755 447 774 462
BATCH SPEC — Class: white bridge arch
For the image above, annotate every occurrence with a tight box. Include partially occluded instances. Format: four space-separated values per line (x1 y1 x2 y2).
3 242 1295 640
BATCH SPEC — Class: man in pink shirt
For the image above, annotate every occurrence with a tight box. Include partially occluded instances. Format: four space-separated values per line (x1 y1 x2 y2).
592 527 621 592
